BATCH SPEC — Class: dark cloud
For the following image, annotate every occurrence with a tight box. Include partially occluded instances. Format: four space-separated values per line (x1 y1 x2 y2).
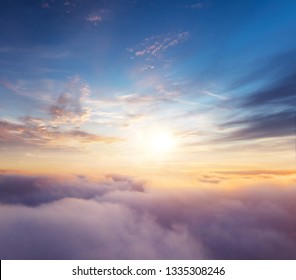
222 110 294 140
229 49 296 107
0 174 296 259
220 49 296 141
245 71 296 107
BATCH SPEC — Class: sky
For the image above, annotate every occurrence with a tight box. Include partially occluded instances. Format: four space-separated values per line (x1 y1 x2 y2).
0 0 296 259
0 0 295 177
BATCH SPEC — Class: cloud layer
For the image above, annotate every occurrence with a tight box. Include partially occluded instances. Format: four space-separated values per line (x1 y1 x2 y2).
0 173 295 259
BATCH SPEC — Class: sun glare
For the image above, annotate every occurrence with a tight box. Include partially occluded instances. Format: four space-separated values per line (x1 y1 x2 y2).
130 126 178 161
150 131 175 153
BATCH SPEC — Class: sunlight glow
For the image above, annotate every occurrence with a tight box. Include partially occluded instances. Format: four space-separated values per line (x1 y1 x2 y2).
150 131 175 154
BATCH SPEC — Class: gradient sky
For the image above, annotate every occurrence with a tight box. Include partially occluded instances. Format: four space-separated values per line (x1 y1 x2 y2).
1 0 296 261
0 0 295 178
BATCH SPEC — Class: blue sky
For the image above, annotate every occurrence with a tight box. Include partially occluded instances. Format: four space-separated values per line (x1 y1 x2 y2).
0 0 295 174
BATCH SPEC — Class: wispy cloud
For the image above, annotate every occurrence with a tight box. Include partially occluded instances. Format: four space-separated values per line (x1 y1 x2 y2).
0 117 121 149
131 32 189 58
0 119 120 149
0 76 123 149
41 0 53 9
203 90 229 100
185 3 203 9
48 76 91 125
40 0 84 11
85 14 103 25
117 89 179 105
221 110 294 141
128 31 189 70
229 49 296 108
214 170 296 176
216 49 296 143
41 2 50 9
0 79 37 99
85 9 110 26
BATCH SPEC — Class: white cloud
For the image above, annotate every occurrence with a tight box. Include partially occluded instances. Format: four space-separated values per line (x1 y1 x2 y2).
203 90 229 100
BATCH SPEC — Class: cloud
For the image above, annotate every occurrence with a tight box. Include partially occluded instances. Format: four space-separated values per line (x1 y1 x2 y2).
218 49 296 142
230 49 296 108
85 9 110 26
185 3 203 9
245 72 296 108
0 119 121 149
40 0 84 13
85 14 103 25
139 64 155 71
117 91 178 105
41 2 50 9
0 173 296 259
66 130 120 143
0 79 33 98
203 90 229 100
221 109 294 140
0 120 28 145
128 31 189 69
0 174 143 207
48 76 91 125
0 76 122 149
214 170 296 176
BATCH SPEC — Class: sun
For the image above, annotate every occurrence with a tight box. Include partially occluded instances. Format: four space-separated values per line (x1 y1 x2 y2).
150 131 175 153
129 126 177 161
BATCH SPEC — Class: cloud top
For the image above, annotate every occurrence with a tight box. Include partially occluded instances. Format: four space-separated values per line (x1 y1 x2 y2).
0 173 295 260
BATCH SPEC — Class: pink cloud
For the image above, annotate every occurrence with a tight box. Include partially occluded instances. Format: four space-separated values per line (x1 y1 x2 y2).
86 14 103 25
128 31 189 70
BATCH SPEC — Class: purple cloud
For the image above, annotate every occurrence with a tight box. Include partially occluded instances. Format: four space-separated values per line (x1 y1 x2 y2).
0 173 295 259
